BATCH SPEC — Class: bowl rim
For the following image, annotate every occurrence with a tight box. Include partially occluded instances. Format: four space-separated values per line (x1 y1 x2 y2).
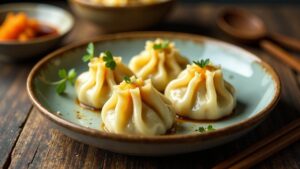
0 3 74 45
70 0 175 9
27 31 281 143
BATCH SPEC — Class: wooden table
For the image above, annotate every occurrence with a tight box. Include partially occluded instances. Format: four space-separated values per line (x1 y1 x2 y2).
1 2 300 169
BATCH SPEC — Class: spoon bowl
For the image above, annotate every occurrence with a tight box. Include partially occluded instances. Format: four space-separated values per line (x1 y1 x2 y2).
217 7 300 73
217 8 267 42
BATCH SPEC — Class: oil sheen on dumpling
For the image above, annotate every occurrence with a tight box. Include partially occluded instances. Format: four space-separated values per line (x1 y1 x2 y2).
75 53 133 109
101 77 175 135
129 39 189 92
165 62 236 120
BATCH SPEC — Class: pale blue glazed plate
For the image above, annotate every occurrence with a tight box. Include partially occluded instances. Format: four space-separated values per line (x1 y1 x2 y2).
27 32 280 156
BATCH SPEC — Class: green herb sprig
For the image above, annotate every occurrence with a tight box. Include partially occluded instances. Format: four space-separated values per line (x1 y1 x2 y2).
47 68 77 94
153 40 170 50
103 51 116 70
193 59 210 68
195 125 215 133
82 43 95 62
124 76 131 83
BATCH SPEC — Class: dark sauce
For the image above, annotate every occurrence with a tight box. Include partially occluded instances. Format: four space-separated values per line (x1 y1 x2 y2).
75 99 101 112
165 124 177 135
75 99 235 135
35 23 58 39
176 108 236 123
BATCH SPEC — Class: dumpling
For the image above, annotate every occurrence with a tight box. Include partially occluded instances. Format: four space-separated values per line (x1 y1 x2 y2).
129 39 189 92
101 76 175 135
165 60 236 120
75 52 133 109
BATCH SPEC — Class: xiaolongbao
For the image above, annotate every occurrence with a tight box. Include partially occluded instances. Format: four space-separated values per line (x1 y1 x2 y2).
165 60 236 120
129 39 189 92
75 52 133 109
101 76 175 135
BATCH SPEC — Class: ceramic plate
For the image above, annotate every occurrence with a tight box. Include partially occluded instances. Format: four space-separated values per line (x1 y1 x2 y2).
27 32 280 156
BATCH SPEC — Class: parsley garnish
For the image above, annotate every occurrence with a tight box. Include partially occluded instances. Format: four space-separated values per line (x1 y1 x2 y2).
207 125 215 131
47 68 77 94
153 40 170 50
82 43 94 62
196 126 206 133
195 125 215 133
102 51 116 70
193 59 210 68
124 76 131 83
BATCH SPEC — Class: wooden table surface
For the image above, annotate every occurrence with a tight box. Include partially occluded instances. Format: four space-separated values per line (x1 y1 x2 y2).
1 2 300 169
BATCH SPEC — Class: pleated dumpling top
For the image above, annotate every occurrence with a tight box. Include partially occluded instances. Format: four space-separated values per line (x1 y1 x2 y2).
129 39 189 92
101 76 176 136
165 59 236 120
75 52 133 109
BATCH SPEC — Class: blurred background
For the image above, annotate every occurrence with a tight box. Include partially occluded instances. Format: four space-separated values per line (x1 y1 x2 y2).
1 0 300 3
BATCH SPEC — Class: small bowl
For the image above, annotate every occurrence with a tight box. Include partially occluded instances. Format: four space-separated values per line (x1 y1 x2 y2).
0 3 74 62
27 32 280 156
69 0 174 32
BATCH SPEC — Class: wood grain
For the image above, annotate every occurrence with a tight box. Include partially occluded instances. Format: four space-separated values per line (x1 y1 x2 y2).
0 63 32 169
1 3 300 169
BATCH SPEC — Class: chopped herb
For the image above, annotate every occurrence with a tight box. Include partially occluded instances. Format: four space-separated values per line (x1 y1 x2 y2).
102 51 116 70
193 59 210 68
82 43 94 62
196 126 206 133
124 76 131 83
56 82 66 94
153 40 170 50
207 124 215 131
48 68 77 94
195 125 215 133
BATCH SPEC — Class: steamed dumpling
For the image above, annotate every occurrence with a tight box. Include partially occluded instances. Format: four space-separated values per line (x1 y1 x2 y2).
129 39 189 92
165 61 236 120
101 77 175 135
75 53 133 109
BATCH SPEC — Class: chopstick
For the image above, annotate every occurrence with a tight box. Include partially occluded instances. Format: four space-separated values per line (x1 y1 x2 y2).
213 119 300 169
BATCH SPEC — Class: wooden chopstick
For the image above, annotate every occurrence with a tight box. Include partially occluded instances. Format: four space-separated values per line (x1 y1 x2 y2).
213 119 300 169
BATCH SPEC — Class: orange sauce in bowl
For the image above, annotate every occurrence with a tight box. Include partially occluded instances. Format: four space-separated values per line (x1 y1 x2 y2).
0 12 58 42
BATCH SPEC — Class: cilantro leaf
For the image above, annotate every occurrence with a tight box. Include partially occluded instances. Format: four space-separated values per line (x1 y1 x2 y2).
124 76 131 83
195 125 215 133
82 43 94 62
153 40 170 50
67 68 77 85
207 125 215 131
195 126 206 133
56 81 66 94
58 69 67 78
87 43 94 56
47 68 77 95
102 51 116 70
153 44 162 50
193 58 210 68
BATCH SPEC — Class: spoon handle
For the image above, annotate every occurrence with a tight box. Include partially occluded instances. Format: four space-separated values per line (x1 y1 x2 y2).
269 32 300 52
260 40 300 72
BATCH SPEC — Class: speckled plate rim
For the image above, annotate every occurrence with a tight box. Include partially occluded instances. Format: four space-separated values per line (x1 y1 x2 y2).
70 0 175 9
0 3 75 45
27 31 281 143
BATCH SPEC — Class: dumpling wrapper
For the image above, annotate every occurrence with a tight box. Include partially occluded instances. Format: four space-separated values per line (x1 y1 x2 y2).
165 64 236 120
75 54 133 109
101 78 175 136
129 39 189 92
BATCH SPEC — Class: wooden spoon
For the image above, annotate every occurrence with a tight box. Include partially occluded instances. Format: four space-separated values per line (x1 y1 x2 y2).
217 8 300 72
